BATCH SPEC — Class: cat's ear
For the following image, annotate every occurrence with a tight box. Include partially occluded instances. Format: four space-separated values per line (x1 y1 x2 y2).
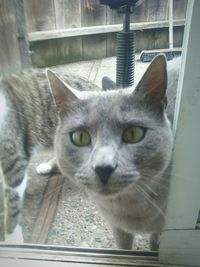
47 70 78 111
134 54 167 108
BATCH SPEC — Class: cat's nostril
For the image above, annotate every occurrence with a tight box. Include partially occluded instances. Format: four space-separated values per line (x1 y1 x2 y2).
95 165 115 185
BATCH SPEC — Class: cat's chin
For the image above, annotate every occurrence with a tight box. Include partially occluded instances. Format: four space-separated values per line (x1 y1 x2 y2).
88 185 131 199
92 190 120 199
97 188 119 197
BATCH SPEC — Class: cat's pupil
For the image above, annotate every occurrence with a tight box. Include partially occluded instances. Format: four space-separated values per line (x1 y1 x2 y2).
122 126 145 144
130 129 134 138
70 129 91 147
80 133 83 142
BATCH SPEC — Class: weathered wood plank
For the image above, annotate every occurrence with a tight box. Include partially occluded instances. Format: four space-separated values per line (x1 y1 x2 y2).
106 5 123 25
28 19 185 42
24 0 56 32
54 0 81 29
132 0 187 22
0 0 22 77
106 0 184 23
106 33 117 57
135 26 184 51
30 37 83 67
132 0 168 23
14 0 31 69
82 34 107 61
30 174 64 244
81 0 107 27
81 0 107 60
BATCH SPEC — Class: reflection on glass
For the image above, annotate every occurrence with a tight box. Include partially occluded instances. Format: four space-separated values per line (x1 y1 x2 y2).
0 54 182 251
0 0 190 255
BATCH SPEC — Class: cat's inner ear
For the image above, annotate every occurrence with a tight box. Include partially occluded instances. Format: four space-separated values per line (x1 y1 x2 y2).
134 54 167 107
47 70 78 110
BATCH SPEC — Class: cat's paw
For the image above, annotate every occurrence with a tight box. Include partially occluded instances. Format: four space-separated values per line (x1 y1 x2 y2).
36 163 53 175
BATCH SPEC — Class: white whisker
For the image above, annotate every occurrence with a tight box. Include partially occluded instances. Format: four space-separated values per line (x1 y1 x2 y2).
135 184 166 219
140 182 158 197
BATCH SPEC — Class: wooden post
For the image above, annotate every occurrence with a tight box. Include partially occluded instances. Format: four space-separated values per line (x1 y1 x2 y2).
14 0 31 69
0 0 31 76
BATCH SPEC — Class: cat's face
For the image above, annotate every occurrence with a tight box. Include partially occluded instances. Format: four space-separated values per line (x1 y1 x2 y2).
48 55 174 198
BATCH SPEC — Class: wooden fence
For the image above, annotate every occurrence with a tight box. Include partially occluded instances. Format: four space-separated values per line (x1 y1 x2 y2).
24 0 187 31
0 0 188 71
24 0 187 67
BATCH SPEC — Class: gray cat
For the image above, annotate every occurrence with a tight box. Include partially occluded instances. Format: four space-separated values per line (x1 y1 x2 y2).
0 54 180 249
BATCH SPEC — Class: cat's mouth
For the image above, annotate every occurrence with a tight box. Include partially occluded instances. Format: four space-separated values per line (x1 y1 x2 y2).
77 172 140 197
90 174 140 197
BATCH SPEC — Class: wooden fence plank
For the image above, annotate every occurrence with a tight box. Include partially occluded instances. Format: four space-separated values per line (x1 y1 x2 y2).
24 0 56 32
106 33 117 57
132 0 168 23
82 34 107 61
81 0 107 59
14 0 31 69
106 7 123 25
81 0 107 27
30 174 64 244
81 0 107 60
0 0 22 77
54 0 81 29
30 36 83 67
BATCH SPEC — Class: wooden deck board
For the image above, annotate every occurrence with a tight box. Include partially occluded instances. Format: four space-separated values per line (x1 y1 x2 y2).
29 174 64 243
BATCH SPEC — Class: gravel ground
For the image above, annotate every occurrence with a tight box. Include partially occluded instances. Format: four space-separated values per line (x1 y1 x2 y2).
46 179 150 250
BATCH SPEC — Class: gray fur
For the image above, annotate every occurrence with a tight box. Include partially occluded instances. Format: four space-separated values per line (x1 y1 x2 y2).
51 55 180 249
0 55 180 248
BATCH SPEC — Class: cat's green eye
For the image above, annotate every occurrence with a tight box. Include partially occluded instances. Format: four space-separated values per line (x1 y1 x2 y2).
122 126 145 144
70 129 91 147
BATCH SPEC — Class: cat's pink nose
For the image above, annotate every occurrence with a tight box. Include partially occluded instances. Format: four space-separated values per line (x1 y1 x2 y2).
95 165 115 185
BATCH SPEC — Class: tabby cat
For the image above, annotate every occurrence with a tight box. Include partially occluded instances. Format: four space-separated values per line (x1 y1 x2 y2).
0 54 180 249
0 71 99 240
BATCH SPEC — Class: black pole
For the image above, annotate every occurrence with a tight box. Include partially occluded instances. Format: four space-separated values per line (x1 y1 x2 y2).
100 0 141 90
116 5 135 88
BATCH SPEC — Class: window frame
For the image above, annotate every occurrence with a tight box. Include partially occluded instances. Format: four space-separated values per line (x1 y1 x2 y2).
159 0 200 266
